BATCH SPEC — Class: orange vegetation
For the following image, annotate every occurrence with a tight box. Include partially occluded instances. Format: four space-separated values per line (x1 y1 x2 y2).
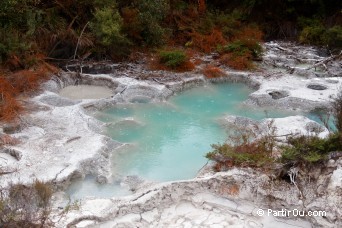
220 53 253 70
197 0 206 14
0 134 19 146
0 57 58 122
149 58 195 72
191 29 227 53
202 65 225 78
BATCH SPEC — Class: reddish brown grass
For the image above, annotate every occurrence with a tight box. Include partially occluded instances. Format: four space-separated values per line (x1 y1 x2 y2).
214 163 222 172
202 65 226 78
220 53 253 70
198 0 206 14
0 59 57 122
0 134 20 146
191 29 227 53
0 94 24 122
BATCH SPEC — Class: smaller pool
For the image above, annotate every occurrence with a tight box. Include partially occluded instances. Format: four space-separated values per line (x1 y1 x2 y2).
59 85 112 100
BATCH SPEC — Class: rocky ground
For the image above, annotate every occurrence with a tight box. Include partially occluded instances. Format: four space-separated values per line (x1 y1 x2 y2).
0 42 341 227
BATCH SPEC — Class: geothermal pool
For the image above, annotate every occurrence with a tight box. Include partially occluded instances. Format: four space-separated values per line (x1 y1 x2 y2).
67 83 317 199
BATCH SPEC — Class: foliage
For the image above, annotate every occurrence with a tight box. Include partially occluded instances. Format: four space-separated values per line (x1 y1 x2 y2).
90 5 131 57
0 0 340 64
299 25 326 46
280 133 341 165
206 120 277 170
159 49 187 69
90 7 125 47
190 29 227 53
298 17 342 48
0 62 56 122
0 30 30 63
207 90 342 171
322 26 342 49
212 25 263 70
136 0 170 46
0 180 53 227
150 49 194 72
202 65 226 78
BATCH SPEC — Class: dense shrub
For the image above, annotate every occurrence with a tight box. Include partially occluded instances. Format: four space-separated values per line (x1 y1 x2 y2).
207 90 342 171
159 50 187 68
206 121 277 170
215 25 263 70
90 7 126 47
280 133 341 164
223 39 262 59
90 5 131 57
299 25 326 46
149 49 194 72
299 18 342 49
323 26 342 49
0 30 30 63
136 0 170 46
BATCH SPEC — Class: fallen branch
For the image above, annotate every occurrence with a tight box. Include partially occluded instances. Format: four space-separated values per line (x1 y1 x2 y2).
306 50 342 71
0 169 17 176
65 136 81 144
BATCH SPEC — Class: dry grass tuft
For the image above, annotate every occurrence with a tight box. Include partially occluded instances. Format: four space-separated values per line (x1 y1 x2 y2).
191 29 227 53
202 65 226 78
0 59 57 122
220 53 253 70
0 134 20 146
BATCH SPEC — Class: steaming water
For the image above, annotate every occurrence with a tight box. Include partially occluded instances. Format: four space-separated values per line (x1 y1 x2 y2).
67 83 322 200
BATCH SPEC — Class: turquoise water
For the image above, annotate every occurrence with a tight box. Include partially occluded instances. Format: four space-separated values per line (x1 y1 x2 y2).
68 83 327 200
98 83 297 182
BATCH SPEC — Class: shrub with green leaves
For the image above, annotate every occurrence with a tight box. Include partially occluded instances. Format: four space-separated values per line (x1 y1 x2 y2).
206 121 277 169
280 133 341 164
0 29 30 62
90 7 126 47
136 0 170 46
299 25 325 45
159 50 187 68
323 26 342 49
222 40 262 59
206 142 274 168
281 90 342 165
